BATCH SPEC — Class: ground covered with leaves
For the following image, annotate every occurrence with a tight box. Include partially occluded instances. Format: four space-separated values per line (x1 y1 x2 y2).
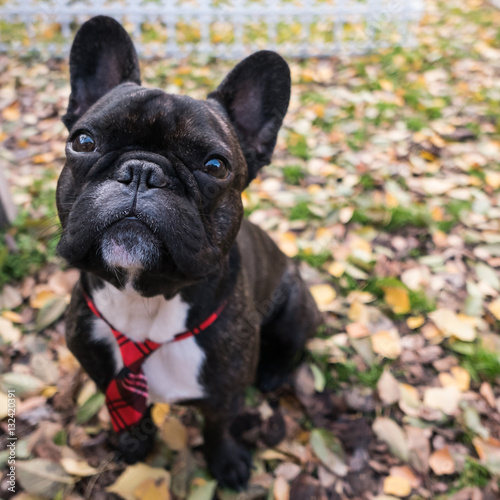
2 0 500 498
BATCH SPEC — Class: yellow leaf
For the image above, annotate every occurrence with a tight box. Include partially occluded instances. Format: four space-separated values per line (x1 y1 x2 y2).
431 206 444 221
160 418 187 451
134 477 170 500
2 311 23 323
486 171 500 189
106 464 170 500
30 289 57 309
429 448 455 475
429 309 476 342
327 261 345 278
438 367 470 392
382 287 410 314
310 284 336 311
42 386 58 398
488 300 500 321
278 232 298 258
372 330 402 359
398 383 421 417
151 403 170 428
383 476 411 497
406 316 424 329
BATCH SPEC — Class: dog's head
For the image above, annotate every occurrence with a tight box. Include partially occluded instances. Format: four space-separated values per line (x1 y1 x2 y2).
56 16 290 296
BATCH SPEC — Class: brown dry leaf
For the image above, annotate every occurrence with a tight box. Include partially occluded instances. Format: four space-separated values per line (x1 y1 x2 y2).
377 369 400 406
406 426 430 474
383 476 411 497
480 382 496 408
423 386 461 415
160 417 188 451
274 476 290 500
429 447 455 475
309 284 336 311
382 287 410 314
371 329 402 359
473 437 500 475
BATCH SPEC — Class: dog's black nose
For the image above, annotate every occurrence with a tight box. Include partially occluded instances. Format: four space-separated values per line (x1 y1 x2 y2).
116 160 167 189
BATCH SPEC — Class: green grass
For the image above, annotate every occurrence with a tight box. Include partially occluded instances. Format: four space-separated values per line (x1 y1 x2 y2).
283 165 305 185
461 344 500 383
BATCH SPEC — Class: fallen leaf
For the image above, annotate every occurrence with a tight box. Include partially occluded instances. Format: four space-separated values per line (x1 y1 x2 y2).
0 372 44 398
389 466 420 489
309 284 336 311
423 386 461 415
161 417 188 451
346 322 370 339
107 463 171 500
429 309 476 342
134 477 171 500
382 287 410 314
373 417 409 462
488 300 500 321
377 369 400 405
310 428 348 477
151 403 170 427
372 329 402 359
187 479 217 500
429 447 455 475
17 459 75 498
274 475 290 500
480 382 496 408
0 317 21 343
35 296 67 332
60 457 98 477
76 392 105 424
383 476 411 497
406 316 425 329
398 384 421 417
473 437 500 475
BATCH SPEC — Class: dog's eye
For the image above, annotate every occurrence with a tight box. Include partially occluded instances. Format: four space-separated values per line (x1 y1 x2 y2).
203 158 228 179
72 133 96 153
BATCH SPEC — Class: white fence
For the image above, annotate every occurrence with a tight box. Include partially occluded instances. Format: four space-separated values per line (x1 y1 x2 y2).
0 0 424 58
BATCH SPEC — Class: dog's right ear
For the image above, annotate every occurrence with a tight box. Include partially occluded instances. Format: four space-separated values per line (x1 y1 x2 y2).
63 16 141 130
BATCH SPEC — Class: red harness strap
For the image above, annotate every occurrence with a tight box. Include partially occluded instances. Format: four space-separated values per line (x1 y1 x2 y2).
82 289 227 432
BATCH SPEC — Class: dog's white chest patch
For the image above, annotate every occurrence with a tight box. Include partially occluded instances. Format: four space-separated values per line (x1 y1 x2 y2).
91 283 205 403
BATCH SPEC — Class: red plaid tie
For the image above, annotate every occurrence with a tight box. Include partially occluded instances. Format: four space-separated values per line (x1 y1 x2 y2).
83 290 226 432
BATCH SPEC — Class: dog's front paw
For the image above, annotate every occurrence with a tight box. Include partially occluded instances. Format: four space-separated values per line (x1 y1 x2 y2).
207 437 251 491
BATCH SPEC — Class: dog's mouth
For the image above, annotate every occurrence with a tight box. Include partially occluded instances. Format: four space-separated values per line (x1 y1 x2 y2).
100 217 162 271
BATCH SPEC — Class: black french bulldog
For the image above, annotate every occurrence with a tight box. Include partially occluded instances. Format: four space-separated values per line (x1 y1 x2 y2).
57 15 320 490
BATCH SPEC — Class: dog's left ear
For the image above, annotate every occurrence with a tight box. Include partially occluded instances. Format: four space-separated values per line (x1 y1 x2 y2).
208 51 291 183
63 16 141 130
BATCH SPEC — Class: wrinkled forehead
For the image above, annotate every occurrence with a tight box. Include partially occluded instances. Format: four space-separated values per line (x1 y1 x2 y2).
78 83 235 149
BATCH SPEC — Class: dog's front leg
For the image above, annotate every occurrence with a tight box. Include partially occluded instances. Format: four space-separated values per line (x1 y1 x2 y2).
200 394 251 491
